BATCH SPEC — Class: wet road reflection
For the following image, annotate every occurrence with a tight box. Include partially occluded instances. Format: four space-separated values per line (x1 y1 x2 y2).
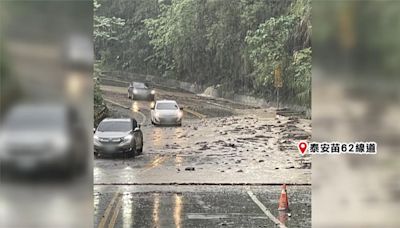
152 127 164 148
174 194 183 228
95 83 311 227
131 101 139 112
94 186 311 228
122 193 133 228
152 193 160 228
175 156 183 167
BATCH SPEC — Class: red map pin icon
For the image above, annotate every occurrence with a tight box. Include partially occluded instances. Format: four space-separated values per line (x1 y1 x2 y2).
298 141 308 154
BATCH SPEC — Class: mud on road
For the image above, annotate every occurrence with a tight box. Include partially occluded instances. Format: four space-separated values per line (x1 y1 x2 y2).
96 80 311 184
94 78 311 227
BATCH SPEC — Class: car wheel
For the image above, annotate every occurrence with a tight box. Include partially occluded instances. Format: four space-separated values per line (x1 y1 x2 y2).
138 141 143 155
130 142 137 157
75 158 87 175
128 149 136 158
60 156 75 179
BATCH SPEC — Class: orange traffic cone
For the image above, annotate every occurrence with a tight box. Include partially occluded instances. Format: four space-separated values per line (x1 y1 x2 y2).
278 184 289 211
278 210 288 225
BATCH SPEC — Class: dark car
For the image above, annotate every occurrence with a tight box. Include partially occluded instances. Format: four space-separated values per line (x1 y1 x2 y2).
128 82 155 101
94 118 143 157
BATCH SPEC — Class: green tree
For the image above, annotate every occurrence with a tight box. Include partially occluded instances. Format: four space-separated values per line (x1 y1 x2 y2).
95 0 311 108
246 0 311 107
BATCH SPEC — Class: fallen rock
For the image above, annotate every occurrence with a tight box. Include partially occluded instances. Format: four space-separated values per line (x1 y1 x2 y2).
199 145 210 150
185 167 195 171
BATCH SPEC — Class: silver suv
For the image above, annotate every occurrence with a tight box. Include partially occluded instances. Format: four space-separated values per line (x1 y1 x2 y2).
0 104 88 178
94 118 143 157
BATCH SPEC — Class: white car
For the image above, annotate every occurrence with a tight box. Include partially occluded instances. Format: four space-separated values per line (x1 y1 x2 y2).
151 100 183 126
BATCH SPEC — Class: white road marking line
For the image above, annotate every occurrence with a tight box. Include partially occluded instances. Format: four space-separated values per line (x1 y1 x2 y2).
183 108 206 119
247 191 287 228
100 77 129 85
187 213 268 220
104 98 130 109
132 108 147 125
104 98 147 124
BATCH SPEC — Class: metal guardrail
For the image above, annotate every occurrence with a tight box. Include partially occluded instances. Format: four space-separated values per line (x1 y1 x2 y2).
94 105 108 124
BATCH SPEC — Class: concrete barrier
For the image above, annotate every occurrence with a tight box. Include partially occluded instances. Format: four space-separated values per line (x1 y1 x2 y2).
202 86 220 98
101 70 310 117
233 94 270 107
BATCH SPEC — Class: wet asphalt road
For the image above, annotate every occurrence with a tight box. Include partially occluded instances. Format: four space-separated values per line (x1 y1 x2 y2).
94 185 311 228
94 78 311 227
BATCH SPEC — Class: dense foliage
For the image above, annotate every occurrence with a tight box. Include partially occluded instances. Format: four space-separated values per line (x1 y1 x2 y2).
95 0 311 107
313 1 400 78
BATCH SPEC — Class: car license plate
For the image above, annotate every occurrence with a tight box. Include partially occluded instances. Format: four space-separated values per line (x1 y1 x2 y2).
105 145 115 152
17 158 36 170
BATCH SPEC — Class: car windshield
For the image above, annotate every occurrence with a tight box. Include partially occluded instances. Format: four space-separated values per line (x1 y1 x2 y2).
133 83 147 89
97 121 131 132
156 102 179 110
4 107 65 131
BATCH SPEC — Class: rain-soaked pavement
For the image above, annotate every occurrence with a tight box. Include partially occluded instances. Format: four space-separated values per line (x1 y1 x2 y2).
94 78 311 227
94 185 311 228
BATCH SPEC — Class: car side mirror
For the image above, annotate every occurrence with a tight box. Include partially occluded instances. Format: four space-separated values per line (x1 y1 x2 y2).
134 127 140 132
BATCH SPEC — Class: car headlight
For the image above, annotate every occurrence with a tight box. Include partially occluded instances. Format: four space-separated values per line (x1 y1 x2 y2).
0 132 6 147
133 88 138 94
93 135 101 145
150 90 155 95
178 111 183 118
123 135 133 142
0 133 8 158
53 135 69 150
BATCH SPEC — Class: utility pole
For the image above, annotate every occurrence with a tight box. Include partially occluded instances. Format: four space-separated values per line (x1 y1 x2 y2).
276 87 279 110
274 64 283 111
